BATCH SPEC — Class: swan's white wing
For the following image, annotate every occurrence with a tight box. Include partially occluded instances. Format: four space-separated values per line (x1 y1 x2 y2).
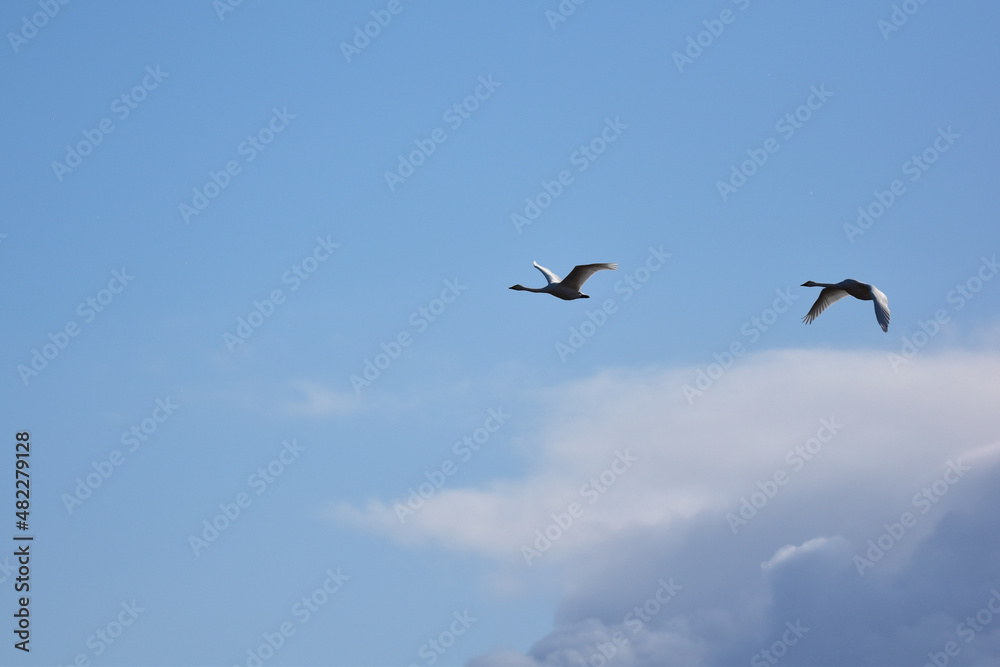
533 261 560 285
802 287 849 324
561 263 618 291
870 285 890 332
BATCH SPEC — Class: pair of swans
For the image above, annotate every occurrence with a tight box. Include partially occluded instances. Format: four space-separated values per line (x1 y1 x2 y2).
510 262 890 332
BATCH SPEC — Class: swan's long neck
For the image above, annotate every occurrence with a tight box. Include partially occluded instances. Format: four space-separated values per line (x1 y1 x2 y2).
510 285 548 293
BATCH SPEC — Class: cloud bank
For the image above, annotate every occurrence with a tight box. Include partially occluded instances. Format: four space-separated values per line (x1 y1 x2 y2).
330 347 1000 665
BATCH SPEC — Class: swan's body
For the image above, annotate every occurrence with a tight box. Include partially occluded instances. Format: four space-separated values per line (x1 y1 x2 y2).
510 261 617 300
801 279 890 332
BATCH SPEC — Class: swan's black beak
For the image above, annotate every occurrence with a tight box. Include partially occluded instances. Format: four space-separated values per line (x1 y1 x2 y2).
580 294 590 299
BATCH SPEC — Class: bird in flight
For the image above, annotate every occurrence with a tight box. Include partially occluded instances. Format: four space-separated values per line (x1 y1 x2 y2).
510 261 618 300
801 279 890 332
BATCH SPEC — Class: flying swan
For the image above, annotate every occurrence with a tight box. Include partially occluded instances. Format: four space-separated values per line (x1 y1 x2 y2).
801 279 890 332
509 261 618 300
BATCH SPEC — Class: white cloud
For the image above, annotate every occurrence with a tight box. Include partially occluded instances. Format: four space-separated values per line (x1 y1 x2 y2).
761 536 850 573
330 348 1000 561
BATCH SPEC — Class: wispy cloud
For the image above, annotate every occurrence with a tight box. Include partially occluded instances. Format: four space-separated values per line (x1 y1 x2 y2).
276 379 362 417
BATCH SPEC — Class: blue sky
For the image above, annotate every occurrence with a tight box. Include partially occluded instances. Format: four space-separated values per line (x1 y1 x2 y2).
3 1 1000 665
